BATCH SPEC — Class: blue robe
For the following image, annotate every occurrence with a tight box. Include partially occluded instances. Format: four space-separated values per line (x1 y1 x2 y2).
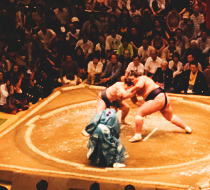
86 108 126 167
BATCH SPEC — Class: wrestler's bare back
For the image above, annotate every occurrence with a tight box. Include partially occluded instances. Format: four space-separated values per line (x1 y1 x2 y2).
105 82 129 102
132 76 160 100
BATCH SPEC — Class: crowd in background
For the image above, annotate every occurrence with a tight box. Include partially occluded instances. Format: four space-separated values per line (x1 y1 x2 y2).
0 0 210 114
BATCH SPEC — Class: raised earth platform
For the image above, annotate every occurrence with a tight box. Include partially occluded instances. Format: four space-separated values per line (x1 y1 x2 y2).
0 85 210 190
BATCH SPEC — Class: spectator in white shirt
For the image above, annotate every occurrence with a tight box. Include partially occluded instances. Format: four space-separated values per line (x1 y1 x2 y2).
129 2 141 19
86 54 103 84
106 29 122 52
190 5 204 37
138 38 155 64
66 22 80 51
184 54 203 72
149 0 166 16
145 49 162 77
75 33 94 60
125 54 144 78
37 23 56 50
0 77 17 114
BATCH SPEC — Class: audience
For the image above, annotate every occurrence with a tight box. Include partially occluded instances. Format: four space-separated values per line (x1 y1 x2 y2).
0 0 209 115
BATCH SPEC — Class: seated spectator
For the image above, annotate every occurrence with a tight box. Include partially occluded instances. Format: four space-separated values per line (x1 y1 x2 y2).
59 54 81 85
16 3 26 41
100 53 122 86
118 49 133 76
45 10 61 35
169 0 190 15
145 49 162 77
75 33 94 61
141 9 153 37
98 5 110 34
106 28 122 52
37 23 57 51
54 33 69 57
132 15 144 38
0 72 3 85
54 3 68 25
153 60 173 91
117 36 133 58
166 7 181 35
180 60 208 95
149 0 166 16
129 2 141 19
106 14 120 35
190 5 204 37
73 47 87 81
118 8 133 35
185 40 204 67
196 30 210 59
169 52 183 78
30 34 42 65
182 19 197 41
95 34 111 60
161 37 181 61
178 12 189 30
184 54 203 72
129 27 142 55
203 58 210 93
32 5 45 27
107 0 121 17
138 38 155 64
0 76 17 114
174 28 190 61
151 32 167 57
75 5 89 29
86 54 103 85
194 0 206 15
0 54 12 74
11 67 28 109
48 46 62 70
124 54 144 78
66 22 80 52
152 19 170 39
82 12 101 35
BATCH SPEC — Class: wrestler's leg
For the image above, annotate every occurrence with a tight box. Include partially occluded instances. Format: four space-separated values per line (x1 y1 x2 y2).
120 101 130 124
160 98 192 133
96 96 107 113
130 95 165 142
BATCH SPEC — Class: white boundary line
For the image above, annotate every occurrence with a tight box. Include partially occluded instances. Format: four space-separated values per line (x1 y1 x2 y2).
0 91 61 139
24 99 210 172
142 127 158 142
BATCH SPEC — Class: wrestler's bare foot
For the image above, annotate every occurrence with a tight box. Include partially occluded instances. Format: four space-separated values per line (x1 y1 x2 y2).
121 120 131 125
82 129 89 136
185 126 192 134
113 163 126 168
129 133 142 142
